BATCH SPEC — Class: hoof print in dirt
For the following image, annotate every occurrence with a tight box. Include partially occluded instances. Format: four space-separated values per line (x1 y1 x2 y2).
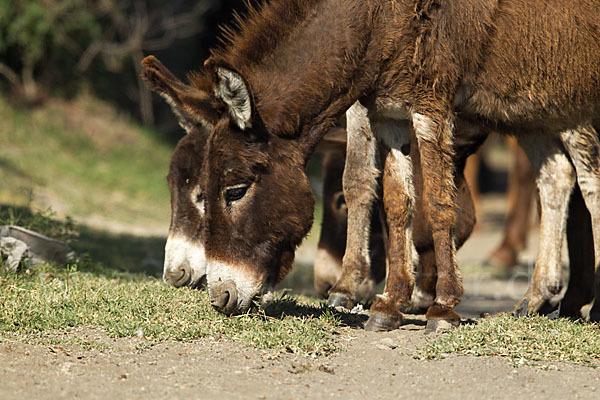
364 312 402 332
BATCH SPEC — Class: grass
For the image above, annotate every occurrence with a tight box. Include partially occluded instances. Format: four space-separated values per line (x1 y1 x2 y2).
0 93 173 229
0 261 343 355
0 203 343 356
418 313 600 367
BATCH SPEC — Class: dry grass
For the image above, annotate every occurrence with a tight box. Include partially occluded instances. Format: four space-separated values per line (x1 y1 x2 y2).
418 313 600 367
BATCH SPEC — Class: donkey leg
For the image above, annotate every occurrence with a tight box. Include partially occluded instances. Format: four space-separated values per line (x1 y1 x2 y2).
366 121 416 331
515 135 575 315
488 141 535 268
328 102 379 309
411 113 463 330
314 149 347 298
401 250 436 314
560 125 600 321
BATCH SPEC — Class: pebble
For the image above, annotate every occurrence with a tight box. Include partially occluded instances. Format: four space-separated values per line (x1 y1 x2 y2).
379 338 398 349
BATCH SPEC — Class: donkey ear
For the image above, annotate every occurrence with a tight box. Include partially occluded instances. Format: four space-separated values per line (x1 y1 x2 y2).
215 67 253 130
141 56 221 133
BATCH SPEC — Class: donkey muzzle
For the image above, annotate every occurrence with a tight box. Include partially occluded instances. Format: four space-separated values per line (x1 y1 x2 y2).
209 279 239 315
163 261 192 287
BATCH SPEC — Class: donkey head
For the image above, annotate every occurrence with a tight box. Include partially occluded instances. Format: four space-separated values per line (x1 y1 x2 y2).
162 129 209 290
142 56 314 315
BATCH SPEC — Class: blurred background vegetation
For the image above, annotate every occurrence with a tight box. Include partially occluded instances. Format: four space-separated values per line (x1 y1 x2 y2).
0 0 246 128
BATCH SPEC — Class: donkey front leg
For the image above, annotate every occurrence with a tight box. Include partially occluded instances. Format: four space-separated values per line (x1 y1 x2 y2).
560 125 600 321
412 112 463 330
327 102 379 309
515 135 576 316
365 120 416 331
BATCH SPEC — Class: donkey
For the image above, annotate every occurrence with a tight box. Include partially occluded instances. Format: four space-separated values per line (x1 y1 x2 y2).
142 0 600 330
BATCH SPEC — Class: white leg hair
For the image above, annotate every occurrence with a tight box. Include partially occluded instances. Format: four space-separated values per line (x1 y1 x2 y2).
518 133 575 310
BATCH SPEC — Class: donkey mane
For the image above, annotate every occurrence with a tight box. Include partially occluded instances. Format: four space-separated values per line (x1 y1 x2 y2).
189 0 377 142
187 0 322 91
210 0 323 71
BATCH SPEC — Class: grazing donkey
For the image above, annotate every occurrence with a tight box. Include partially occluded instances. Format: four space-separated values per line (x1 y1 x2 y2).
143 0 600 330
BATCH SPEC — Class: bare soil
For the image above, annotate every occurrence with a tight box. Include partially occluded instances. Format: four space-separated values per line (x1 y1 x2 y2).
2 195 598 399
2 319 598 400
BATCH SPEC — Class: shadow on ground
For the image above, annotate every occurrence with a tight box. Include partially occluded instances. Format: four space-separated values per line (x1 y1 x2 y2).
1 204 165 277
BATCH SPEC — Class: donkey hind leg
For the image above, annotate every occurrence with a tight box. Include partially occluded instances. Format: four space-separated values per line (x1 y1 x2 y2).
560 125 600 321
514 134 575 316
487 140 535 268
399 249 436 314
328 102 379 309
365 119 416 331
412 113 463 330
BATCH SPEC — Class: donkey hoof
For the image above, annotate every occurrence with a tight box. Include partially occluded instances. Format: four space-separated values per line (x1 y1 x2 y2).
365 312 402 332
424 318 458 334
327 293 354 310
513 299 529 318
589 311 600 323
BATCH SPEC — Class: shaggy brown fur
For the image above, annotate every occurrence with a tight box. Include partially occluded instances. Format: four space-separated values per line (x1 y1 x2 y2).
142 0 600 322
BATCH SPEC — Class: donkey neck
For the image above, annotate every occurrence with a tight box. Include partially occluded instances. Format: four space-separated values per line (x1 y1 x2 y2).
212 0 380 145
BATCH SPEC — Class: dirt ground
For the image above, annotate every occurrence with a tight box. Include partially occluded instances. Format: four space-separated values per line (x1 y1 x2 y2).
1 195 598 399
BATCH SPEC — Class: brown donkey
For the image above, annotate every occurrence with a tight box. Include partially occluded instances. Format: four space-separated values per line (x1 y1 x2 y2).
142 0 600 329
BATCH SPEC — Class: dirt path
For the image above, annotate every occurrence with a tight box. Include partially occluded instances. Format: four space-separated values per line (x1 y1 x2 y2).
2 195 597 399
2 319 598 400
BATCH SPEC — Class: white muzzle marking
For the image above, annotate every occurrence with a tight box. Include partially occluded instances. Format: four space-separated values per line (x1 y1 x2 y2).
206 260 271 312
163 234 207 286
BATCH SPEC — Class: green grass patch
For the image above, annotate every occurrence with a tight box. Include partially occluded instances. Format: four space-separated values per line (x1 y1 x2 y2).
0 93 173 228
0 262 343 355
418 313 600 367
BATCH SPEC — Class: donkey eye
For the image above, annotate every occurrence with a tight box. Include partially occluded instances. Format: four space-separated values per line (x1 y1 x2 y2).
225 185 249 204
196 192 203 203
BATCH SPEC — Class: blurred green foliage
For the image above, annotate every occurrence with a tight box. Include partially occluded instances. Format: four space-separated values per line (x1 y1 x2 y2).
0 0 244 131
0 0 100 67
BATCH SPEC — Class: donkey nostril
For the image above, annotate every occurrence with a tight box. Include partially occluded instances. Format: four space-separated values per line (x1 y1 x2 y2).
211 290 231 311
210 280 238 315
163 264 191 287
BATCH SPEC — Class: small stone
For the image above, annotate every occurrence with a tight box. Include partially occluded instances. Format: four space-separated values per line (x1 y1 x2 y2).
61 362 75 374
49 346 69 356
318 365 335 374
379 338 398 349
136 328 144 338
433 320 454 333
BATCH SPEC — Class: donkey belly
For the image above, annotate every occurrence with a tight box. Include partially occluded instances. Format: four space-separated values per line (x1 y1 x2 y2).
457 0 600 131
